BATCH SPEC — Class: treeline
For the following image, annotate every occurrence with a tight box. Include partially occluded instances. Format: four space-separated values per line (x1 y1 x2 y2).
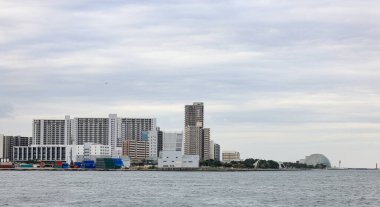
282 162 327 169
200 159 327 169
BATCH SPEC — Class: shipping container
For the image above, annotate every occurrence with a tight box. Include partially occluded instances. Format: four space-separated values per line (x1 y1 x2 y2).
82 160 96 169
74 162 82 168
0 163 14 168
20 164 33 168
96 158 123 169
113 158 123 169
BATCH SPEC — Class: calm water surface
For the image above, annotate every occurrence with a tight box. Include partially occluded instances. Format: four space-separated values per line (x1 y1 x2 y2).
0 170 379 206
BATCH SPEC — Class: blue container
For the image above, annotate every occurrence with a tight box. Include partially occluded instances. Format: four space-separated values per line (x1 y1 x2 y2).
113 158 123 169
82 160 96 169
62 163 69 169
74 162 82 168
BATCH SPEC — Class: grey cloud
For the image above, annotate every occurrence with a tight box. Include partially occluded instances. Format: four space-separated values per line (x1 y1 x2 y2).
1 0 380 167
0 103 13 118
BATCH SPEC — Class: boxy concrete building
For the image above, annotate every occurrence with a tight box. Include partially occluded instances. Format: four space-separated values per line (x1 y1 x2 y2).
158 151 199 168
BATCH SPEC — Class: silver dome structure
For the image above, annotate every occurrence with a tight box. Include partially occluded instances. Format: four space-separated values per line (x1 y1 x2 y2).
303 154 331 168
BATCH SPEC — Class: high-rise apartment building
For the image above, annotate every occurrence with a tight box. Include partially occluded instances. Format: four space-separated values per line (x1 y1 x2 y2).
214 143 221 161
185 102 204 127
202 128 210 160
119 118 156 145
73 117 109 145
65 115 73 145
108 114 121 154
122 139 149 163
184 126 211 160
33 119 67 145
184 102 210 160
184 126 201 156
0 135 32 161
210 140 215 160
157 129 163 157
0 134 4 161
142 131 158 160
31 115 157 156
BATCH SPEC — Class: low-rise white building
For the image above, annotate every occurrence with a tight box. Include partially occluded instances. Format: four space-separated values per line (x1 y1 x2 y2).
158 151 199 168
72 143 111 156
222 150 241 163
13 143 112 163
72 143 111 162
13 145 73 162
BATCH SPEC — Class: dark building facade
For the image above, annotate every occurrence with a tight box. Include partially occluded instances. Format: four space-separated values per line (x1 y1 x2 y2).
185 102 204 127
157 129 163 157
1 136 32 161
214 143 221 162
184 102 210 161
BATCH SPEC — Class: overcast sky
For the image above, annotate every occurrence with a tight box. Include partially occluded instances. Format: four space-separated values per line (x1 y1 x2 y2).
1 0 380 168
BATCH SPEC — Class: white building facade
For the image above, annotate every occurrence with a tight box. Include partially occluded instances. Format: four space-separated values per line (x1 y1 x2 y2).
13 143 112 163
142 131 158 160
13 145 72 162
72 143 111 162
33 119 68 145
158 151 199 168
0 134 4 161
32 115 157 156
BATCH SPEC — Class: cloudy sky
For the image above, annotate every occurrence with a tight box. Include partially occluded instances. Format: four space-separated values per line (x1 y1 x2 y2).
1 0 380 167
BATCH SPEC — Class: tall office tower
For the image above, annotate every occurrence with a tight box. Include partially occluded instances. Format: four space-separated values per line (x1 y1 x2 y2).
157 128 163 157
119 118 157 145
73 117 110 145
1 136 32 161
33 119 67 145
163 132 183 152
214 143 221 161
184 102 210 160
209 140 215 160
142 130 158 160
185 102 204 127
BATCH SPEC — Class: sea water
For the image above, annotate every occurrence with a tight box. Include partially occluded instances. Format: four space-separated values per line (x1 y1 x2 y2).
0 170 379 206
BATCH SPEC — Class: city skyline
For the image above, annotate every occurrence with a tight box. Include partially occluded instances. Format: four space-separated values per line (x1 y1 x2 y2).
1 1 380 168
